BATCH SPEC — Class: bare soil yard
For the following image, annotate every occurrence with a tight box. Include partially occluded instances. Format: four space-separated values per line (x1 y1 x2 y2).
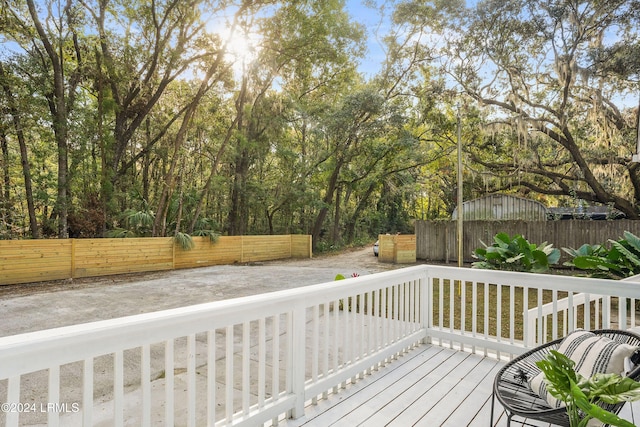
0 245 420 337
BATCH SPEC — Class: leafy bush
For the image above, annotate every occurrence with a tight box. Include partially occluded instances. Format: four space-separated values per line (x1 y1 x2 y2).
563 231 640 279
472 232 560 273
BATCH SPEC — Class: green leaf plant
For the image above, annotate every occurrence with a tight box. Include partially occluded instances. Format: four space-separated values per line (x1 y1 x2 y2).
471 233 560 273
563 231 640 279
536 350 640 427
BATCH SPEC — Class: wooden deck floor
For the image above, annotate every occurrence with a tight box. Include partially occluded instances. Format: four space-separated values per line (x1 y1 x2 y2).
280 344 639 427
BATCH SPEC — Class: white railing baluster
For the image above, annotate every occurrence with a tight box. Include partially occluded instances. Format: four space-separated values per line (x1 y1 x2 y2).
509 285 515 347
207 330 216 426
359 293 365 363
165 339 174 425
6 376 20 427
619 297 628 330
48 365 60 427
187 334 196 427
496 284 502 356
483 281 489 356
225 325 233 422
286 312 293 417
567 293 574 333
368 290 374 359
552 290 558 341
537 288 543 345
258 318 266 408
311 305 319 404
460 280 466 351
382 287 388 350
291 307 305 418
603 295 611 328
83 357 93 426
114 350 123 427
242 322 250 415
332 300 339 393
141 344 150 427
271 314 280 426
350 295 357 381
322 302 329 397
402 282 407 339
471 281 477 353
437 278 444 347
394 284 399 342
584 292 591 329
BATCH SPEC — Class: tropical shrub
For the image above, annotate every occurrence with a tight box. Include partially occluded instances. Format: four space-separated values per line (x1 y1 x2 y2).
563 231 640 279
472 232 560 273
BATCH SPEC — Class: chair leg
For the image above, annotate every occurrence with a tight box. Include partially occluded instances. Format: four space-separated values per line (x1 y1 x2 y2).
490 392 495 426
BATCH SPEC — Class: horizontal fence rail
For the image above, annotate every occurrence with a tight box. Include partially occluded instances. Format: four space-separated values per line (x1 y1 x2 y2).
1 266 639 425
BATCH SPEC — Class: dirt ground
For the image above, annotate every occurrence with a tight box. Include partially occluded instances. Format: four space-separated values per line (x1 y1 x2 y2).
0 245 400 299
0 245 426 337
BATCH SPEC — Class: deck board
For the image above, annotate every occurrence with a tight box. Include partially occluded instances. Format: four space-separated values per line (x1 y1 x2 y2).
280 343 640 427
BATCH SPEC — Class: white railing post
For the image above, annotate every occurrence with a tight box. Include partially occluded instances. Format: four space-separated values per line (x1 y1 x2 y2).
290 304 306 419
421 266 431 344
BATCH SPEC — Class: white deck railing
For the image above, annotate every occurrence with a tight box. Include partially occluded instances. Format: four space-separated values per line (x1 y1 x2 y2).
1 265 639 426
523 274 640 347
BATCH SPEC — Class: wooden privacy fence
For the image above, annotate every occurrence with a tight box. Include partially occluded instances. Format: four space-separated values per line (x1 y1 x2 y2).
377 234 416 264
415 219 640 263
0 235 312 286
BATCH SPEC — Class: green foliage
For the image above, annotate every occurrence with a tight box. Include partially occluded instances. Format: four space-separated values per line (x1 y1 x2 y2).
472 233 560 273
536 350 640 427
173 232 195 251
563 231 640 279
105 208 155 238
191 229 219 243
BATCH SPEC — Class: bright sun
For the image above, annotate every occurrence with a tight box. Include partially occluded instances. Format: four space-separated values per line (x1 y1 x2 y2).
222 27 258 65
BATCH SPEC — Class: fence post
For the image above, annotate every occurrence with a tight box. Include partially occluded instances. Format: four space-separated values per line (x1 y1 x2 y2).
71 239 76 279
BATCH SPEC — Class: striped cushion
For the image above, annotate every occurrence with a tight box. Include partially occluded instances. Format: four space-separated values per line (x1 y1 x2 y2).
529 330 637 409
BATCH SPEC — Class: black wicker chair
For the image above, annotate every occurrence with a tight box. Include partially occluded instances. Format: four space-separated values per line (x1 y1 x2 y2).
490 329 640 427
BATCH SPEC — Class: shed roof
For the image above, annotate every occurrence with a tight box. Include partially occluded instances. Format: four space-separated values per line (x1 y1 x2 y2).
451 194 547 221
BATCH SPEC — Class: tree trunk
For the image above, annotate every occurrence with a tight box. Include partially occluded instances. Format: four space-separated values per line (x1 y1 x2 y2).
344 181 377 243
311 160 342 248
228 147 250 235
331 186 342 244
0 63 39 238
27 0 70 238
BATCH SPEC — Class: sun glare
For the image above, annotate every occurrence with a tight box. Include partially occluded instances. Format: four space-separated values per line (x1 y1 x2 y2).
224 30 255 63
205 6 262 76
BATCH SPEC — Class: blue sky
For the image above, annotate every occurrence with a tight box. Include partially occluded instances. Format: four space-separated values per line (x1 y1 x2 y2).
344 0 478 77
345 0 393 77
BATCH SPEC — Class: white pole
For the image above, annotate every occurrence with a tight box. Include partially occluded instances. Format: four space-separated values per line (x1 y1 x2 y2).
457 106 463 267
633 95 640 162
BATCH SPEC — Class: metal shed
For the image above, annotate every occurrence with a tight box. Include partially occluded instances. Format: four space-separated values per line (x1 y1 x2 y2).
451 194 548 221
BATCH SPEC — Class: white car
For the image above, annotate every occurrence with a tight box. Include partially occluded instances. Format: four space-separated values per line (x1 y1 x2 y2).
373 240 379 256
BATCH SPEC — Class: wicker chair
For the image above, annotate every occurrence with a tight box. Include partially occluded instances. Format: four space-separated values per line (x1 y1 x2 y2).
490 329 640 427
